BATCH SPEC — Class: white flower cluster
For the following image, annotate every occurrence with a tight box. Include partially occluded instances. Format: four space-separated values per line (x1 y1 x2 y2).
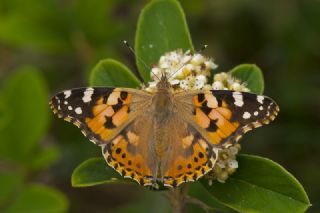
146 49 218 91
207 144 241 184
212 72 250 92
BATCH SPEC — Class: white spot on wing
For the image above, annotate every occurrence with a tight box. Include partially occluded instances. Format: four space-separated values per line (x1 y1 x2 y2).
82 88 94 103
64 90 71 99
205 93 218 108
75 107 82 114
257 95 264 104
68 106 73 110
243 112 251 119
254 111 259 116
107 92 119 105
233 92 244 107
259 106 263 111
64 101 68 105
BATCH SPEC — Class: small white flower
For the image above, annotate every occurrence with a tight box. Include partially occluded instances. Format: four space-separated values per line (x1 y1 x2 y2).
228 160 239 169
179 80 189 90
205 61 218 70
194 75 207 89
212 81 224 90
230 82 242 91
190 53 205 65
214 72 229 82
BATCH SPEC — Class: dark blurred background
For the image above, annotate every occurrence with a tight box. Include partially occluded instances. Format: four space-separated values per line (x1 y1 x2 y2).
0 0 319 212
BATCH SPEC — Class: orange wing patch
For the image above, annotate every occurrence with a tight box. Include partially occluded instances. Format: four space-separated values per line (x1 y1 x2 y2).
190 90 279 148
163 139 218 187
84 92 131 141
102 135 153 186
49 88 138 146
194 105 240 145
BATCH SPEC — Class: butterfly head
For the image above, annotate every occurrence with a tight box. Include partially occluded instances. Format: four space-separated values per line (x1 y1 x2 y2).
156 73 172 91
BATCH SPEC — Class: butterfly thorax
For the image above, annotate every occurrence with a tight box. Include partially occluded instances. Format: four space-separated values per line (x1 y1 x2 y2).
153 75 175 121
152 75 175 158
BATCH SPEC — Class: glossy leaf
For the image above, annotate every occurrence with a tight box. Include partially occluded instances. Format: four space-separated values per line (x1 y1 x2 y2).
188 182 234 212
0 67 50 161
135 0 193 82
230 64 264 94
90 59 141 88
71 157 131 187
5 184 68 213
201 154 310 213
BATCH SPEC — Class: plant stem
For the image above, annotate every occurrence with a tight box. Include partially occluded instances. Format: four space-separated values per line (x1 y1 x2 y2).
166 185 188 213
166 184 214 213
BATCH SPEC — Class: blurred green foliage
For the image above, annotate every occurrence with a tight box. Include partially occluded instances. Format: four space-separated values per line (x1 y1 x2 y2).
0 0 319 212
0 68 67 212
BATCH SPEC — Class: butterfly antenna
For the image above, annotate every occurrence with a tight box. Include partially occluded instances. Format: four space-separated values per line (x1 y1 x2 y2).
123 40 160 81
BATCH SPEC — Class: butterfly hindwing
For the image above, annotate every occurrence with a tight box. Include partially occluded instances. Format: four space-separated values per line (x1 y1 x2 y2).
161 121 219 187
101 114 155 186
176 90 279 148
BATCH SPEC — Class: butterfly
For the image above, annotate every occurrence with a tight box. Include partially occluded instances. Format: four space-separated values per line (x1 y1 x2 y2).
49 74 279 187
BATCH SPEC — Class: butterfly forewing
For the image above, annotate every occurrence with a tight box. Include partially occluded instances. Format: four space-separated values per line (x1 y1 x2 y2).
49 87 151 144
175 90 279 148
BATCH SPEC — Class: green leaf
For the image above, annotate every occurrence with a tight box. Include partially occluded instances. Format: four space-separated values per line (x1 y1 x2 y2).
5 184 68 213
0 172 23 205
71 157 131 187
230 64 264 94
201 154 311 213
90 59 141 88
135 0 193 82
188 182 234 212
0 67 50 162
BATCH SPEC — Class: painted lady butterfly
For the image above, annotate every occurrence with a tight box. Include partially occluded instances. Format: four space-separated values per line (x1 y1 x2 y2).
50 74 279 187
